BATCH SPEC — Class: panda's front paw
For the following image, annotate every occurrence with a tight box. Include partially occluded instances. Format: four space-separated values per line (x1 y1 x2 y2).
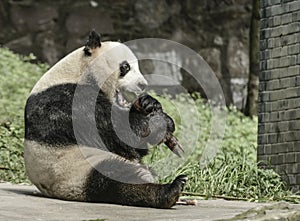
158 174 188 208
133 94 162 115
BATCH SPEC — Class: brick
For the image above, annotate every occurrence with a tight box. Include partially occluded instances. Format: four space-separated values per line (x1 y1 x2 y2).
259 82 266 92
273 142 294 153
271 15 282 26
278 99 289 109
270 154 284 165
260 0 267 8
287 97 300 109
292 11 300 22
259 102 272 113
277 32 300 47
267 38 274 48
290 55 297 65
270 5 284 16
285 153 296 163
287 65 300 77
278 121 289 132
269 133 278 143
296 174 300 184
266 79 279 90
269 89 285 101
261 18 268 29
259 112 270 123
260 91 270 102
289 120 300 130
260 60 267 72
269 111 280 121
288 1 300 12
284 109 300 120
281 131 300 142
271 0 281 5
279 76 296 88
288 175 296 185
283 86 299 99
260 39 268 50
283 22 300 35
296 152 300 162
267 57 281 69
258 124 265 133
258 145 266 155
269 26 283 37
260 70 274 80
258 134 268 144
269 47 282 58
264 144 273 154
287 163 300 174
287 44 300 55
275 37 283 47
257 155 269 163
279 56 290 67
282 13 292 24
296 76 300 86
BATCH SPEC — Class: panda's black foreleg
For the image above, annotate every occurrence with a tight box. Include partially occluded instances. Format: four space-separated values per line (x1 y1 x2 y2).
85 165 188 208
129 93 175 145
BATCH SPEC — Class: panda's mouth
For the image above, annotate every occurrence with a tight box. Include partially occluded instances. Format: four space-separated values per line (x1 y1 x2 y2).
115 90 132 108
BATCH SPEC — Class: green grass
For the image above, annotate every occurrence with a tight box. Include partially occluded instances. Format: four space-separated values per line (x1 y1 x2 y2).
0 48 48 183
0 47 297 203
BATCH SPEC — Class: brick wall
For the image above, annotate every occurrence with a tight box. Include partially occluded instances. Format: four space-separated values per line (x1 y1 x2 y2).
258 0 300 192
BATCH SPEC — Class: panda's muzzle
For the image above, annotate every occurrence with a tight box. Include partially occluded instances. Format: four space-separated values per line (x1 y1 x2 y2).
137 82 147 91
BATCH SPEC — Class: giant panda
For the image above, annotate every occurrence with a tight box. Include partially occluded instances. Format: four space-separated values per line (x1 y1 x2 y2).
24 30 187 208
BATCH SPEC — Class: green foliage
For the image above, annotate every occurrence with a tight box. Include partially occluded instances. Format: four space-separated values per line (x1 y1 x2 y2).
0 48 294 203
0 48 48 183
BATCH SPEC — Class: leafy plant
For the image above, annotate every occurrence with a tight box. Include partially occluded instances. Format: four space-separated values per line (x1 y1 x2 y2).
0 48 48 183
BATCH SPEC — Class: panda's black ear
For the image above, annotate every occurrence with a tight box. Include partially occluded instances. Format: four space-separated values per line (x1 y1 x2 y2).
84 30 101 56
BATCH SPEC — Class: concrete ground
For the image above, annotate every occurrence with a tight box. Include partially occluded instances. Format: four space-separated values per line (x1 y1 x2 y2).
0 182 299 221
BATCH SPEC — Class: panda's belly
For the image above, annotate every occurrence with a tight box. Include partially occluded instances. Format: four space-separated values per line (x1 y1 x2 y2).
24 140 110 201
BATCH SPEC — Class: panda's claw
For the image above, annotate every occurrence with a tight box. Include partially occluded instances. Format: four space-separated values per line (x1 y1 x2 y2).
171 175 188 192
134 94 162 115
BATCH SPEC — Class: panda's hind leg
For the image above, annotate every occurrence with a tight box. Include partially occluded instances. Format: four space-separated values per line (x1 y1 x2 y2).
84 159 187 208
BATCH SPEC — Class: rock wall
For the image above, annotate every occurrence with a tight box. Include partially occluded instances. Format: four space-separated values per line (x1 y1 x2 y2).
258 0 300 192
0 0 252 107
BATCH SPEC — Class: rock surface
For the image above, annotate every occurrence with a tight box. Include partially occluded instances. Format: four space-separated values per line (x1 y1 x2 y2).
0 0 252 109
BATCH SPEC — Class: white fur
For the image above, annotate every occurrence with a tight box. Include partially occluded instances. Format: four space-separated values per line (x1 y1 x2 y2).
31 41 148 101
25 41 150 200
24 140 154 200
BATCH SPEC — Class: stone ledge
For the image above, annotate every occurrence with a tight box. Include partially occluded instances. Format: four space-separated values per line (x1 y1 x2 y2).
220 202 300 221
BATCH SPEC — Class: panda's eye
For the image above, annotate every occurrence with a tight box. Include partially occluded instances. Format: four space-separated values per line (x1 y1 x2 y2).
120 61 131 77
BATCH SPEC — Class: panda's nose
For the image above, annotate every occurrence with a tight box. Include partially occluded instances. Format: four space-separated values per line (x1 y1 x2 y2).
138 81 148 91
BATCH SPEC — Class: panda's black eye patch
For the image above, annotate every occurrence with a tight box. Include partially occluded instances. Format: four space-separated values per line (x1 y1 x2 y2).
120 61 131 77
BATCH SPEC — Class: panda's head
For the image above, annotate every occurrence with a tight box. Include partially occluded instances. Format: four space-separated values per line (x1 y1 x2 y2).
83 30 148 107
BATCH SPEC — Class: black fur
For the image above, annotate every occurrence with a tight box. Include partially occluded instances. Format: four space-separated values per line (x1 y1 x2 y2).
25 82 187 208
86 167 187 208
84 30 101 56
25 84 172 160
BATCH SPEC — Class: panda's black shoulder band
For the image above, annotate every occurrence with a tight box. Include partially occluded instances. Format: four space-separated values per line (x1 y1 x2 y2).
84 30 101 56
